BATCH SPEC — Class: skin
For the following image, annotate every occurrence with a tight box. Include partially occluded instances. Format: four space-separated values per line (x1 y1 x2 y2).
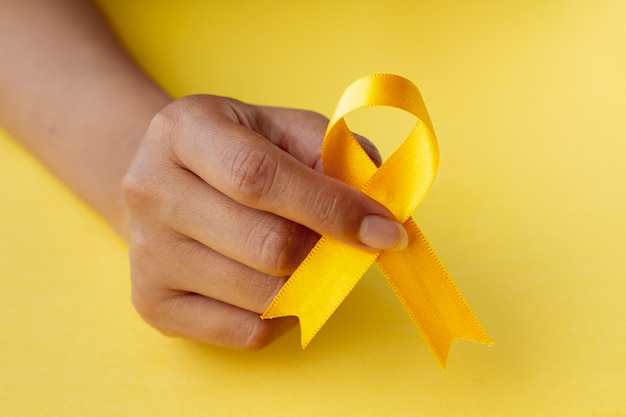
0 0 408 349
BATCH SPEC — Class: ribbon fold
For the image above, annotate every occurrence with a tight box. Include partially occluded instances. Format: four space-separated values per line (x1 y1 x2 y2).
262 74 492 368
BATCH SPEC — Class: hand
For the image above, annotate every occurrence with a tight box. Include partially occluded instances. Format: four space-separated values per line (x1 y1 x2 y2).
122 95 408 349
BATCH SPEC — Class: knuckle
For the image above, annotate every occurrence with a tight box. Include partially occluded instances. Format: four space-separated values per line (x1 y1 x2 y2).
128 226 155 265
147 95 211 158
127 230 173 333
145 97 205 146
252 219 309 276
130 283 163 329
121 144 170 217
312 188 349 231
148 103 182 136
122 160 176 220
130 277 180 339
121 167 154 212
241 273 288 313
258 275 288 312
149 95 206 135
225 146 278 204
316 193 342 230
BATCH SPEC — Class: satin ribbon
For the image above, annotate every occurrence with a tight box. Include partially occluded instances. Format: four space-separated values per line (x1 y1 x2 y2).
262 74 492 367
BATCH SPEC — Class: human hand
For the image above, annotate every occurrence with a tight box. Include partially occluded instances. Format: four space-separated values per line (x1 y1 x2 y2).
122 95 409 349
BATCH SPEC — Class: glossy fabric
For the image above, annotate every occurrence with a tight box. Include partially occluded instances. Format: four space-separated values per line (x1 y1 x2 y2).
262 74 492 367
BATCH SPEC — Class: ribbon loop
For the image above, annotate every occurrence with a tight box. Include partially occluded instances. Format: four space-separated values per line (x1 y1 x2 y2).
262 74 492 368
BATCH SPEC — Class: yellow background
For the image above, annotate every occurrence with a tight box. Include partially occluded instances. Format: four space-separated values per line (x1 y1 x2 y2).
2 0 625 415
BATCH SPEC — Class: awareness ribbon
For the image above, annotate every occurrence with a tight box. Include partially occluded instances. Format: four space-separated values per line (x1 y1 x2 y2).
262 74 492 368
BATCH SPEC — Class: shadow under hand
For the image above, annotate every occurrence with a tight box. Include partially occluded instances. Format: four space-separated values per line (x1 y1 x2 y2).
174 265 430 371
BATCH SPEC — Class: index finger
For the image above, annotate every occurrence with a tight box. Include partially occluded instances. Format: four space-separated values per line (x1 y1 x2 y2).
164 96 408 251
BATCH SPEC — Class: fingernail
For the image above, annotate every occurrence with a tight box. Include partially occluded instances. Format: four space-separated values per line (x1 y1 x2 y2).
359 215 409 251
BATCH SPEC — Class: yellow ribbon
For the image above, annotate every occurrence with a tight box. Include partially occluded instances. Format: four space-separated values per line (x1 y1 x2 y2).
262 74 492 368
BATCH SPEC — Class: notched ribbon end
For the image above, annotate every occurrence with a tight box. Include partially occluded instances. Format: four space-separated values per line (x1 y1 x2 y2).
434 331 495 370
260 310 317 349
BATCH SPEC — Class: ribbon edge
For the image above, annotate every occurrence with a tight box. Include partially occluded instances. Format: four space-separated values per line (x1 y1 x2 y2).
261 236 382 349
259 236 330 319
377 218 494 368
328 73 435 134
299 250 379 348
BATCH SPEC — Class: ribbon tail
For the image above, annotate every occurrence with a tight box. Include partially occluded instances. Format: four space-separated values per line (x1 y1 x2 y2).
377 218 493 368
261 237 379 348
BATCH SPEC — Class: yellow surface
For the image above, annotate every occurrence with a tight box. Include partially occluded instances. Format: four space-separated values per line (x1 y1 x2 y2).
1 0 625 415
